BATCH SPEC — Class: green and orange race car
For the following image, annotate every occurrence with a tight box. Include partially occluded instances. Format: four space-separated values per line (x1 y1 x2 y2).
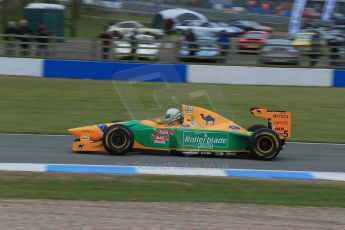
68 105 291 160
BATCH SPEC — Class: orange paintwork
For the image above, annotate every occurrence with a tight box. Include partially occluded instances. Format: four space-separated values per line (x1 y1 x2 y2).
68 105 291 153
72 139 105 153
250 108 291 139
134 105 248 132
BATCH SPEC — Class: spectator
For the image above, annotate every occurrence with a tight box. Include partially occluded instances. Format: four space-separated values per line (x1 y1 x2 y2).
328 37 343 67
248 0 257 7
304 19 314 29
218 30 230 58
98 26 112 59
164 18 173 34
36 24 50 57
185 29 197 57
17 20 32 56
261 2 270 10
129 30 139 60
111 30 123 40
3 21 18 56
309 33 321 67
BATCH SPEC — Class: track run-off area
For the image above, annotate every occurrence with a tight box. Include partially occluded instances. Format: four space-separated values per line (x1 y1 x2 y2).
0 134 344 173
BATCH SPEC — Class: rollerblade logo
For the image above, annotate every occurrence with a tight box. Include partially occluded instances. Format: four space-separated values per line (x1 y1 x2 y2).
183 132 228 149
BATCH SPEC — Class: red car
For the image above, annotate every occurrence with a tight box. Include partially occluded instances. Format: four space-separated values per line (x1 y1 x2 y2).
303 8 321 19
237 31 270 50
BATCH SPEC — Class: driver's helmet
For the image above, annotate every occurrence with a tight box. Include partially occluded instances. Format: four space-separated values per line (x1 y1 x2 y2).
165 108 183 125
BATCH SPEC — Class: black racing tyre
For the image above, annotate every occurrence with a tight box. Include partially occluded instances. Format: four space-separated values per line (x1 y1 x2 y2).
249 128 281 160
247 124 267 132
102 124 134 155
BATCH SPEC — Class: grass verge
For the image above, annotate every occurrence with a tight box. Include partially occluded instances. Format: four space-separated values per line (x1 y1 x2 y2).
1 172 345 207
1 76 345 143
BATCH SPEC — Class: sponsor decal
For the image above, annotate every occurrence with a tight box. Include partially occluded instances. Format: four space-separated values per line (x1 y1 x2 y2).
273 126 289 138
97 124 108 132
151 129 173 144
214 152 238 156
81 136 89 140
185 105 193 114
181 151 238 156
273 126 285 131
183 132 228 149
229 125 240 130
190 121 197 127
273 113 289 119
189 116 197 127
200 114 215 125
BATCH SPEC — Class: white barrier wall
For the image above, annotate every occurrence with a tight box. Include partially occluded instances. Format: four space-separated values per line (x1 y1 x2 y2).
188 65 333 87
0 57 43 77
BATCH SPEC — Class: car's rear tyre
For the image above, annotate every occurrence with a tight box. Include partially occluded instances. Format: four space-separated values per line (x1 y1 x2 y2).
249 128 281 160
102 124 134 155
247 124 267 132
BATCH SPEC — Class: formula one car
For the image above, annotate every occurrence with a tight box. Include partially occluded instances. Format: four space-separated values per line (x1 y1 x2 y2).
68 105 291 160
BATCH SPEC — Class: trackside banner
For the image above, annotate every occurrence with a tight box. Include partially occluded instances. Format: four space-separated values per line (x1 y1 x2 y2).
289 0 307 34
322 0 336 21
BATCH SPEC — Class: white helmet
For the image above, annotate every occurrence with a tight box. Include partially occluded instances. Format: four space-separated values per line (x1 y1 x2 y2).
165 108 183 125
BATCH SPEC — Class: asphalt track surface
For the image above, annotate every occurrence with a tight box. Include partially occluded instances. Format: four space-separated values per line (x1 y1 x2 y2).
0 134 344 173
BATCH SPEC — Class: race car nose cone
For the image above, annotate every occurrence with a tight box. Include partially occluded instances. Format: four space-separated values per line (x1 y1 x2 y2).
68 128 82 137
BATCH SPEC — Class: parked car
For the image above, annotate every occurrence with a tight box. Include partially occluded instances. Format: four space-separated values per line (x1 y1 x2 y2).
233 20 272 33
208 22 244 36
302 28 332 41
259 39 299 65
331 25 345 38
153 8 208 32
108 21 165 39
114 34 161 60
177 29 221 62
174 19 204 31
237 31 270 51
174 20 243 36
303 8 321 19
291 32 318 52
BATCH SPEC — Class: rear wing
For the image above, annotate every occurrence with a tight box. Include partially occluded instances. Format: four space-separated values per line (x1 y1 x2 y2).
250 108 291 139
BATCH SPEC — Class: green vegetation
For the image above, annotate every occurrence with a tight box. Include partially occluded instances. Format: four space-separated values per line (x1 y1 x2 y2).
0 1 153 38
1 76 344 143
0 172 344 207
72 13 154 39
1 1 287 39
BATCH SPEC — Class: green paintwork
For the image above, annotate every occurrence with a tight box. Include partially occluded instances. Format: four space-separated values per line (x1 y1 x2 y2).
122 120 251 152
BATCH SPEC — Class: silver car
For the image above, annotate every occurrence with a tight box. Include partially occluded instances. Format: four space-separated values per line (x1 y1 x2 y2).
259 39 299 65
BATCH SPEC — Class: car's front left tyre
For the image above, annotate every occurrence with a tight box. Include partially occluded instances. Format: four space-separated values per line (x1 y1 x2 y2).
102 124 134 155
